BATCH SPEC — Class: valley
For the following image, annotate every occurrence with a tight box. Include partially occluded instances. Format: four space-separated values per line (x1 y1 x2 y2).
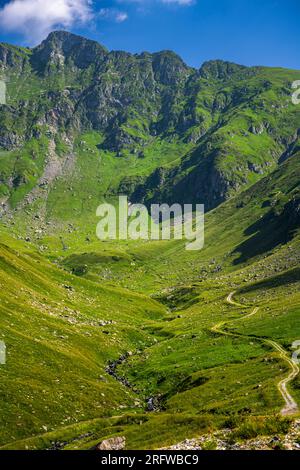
0 31 299 450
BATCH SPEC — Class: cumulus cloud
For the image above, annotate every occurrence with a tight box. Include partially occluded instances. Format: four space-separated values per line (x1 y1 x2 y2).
0 0 194 45
0 0 94 44
99 8 128 23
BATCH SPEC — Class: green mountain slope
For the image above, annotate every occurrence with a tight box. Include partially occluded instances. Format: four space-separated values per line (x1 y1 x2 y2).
0 31 299 450
0 151 299 449
0 31 300 219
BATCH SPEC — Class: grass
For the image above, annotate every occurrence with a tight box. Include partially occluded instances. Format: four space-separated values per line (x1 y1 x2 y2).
0 233 168 447
0 43 300 449
0 219 299 449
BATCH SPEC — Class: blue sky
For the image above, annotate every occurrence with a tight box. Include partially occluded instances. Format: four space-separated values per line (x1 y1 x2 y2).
0 0 299 69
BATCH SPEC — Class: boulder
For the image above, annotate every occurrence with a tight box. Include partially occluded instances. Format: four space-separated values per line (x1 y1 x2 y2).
95 436 126 451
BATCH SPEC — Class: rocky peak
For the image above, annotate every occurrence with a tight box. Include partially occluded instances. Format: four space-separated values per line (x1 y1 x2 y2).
199 59 248 80
30 31 108 74
151 50 191 85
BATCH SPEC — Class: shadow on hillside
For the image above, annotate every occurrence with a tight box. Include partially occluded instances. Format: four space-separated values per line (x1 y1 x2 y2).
239 267 300 294
232 199 300 264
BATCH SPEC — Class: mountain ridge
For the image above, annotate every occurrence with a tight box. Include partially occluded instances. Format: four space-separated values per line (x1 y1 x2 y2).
1 30 299 219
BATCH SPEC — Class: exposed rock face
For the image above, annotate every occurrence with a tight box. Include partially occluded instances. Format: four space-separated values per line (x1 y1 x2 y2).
199 60 249 80
0 31 299 212
30 30 108 74
95 436 126 451
129 152 242 210
0 131 23 150
0 44 25 71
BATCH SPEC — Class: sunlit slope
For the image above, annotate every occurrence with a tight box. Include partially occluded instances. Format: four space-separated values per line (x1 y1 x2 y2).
0 153 299 449
54 154 300 293
130 153 300 290
0 234 165 446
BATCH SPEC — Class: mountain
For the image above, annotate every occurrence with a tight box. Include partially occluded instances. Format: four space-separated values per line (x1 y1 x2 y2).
0 31 299 451
0 31 299 217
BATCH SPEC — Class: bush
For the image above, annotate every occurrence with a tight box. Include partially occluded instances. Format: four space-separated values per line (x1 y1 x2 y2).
232 415 291 440
72 264 88 276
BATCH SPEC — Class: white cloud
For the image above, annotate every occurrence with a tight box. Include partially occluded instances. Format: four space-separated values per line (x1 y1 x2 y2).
0 0 93 44
115 12 128 22
99 8 128 23
161 0 194 4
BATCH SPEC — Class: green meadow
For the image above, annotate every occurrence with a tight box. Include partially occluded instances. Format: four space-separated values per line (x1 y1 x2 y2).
0 32 300 449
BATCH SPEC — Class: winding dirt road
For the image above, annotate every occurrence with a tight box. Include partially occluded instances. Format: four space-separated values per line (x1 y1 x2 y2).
212 291 299 416
266 339 299 415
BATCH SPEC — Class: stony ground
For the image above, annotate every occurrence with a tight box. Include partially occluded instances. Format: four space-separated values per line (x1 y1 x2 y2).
162 420 300 450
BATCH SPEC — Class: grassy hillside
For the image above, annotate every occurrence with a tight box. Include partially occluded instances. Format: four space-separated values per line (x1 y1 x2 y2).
0 31 299 450
0 233 168 447
0 152 299 449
